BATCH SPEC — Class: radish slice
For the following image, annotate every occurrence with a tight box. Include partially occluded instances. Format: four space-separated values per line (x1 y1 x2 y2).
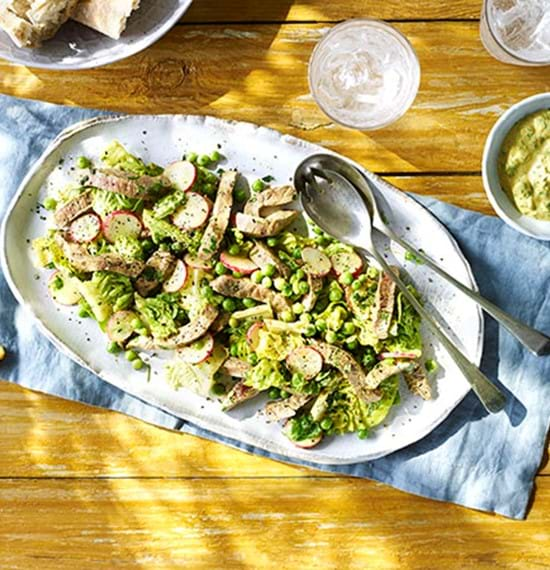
286 346 323 380
379 351 420 359
172 192 211 230
164 160 197 192
301 247 331 277
220 252 258 275
185 254 213 271
103 210 142 243
48 272 81 306
330 251 363 277
283 421 323 449
107 310 138 343
246 322 264 350
68 213 101 243
177 334 215 364
163 259 188 293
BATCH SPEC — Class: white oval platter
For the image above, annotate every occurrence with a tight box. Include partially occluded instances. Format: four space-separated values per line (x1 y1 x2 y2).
0 0 193 70
0 114 483 465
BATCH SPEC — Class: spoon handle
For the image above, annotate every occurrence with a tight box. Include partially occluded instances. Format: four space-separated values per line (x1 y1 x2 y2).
383 228 550 356
369 250 506 414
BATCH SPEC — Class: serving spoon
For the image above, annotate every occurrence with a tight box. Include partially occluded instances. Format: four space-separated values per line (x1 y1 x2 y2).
296 154 550 357
295 158 506 413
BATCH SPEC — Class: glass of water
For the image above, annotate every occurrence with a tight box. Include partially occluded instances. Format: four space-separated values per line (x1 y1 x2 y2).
480 0 550 65
308 19 421 131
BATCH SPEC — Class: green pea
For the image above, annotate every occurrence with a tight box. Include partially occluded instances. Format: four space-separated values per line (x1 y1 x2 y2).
315 319 327 332
251 270 263 284
234 187 247 202
281 310 294 322
132 359 144 371
279 390 290 399
78 308 90 319
261 276 273 289
203 183 216 196
351 280 362 291
312 225 323 235
222 298 237 312
315 236 330 247
268 387 281 400
282 285 293 297
186 152 198 163
329 289 343 302
210 150 222 162
325 331 338 344
76 156 91 169
197 154 211 167
263 264 276 277
229 317 239 328
273 277 286 291
247 353 258 365
158 243 171 252
346 339 358 350
125 350 138 362
251 179 265 192
304 324 317 337
228 244 240 256
205 172 218 184
292 248 302 259
298 281 309 295
320 417 333 430
171 242 184 254
342 322 356 335
233 271 244 279
43 197 57 211
295 268 306 280
212 382 226 396
341 271 354 286
292 302 304 315
299 313 312 324
266 237 278 248
107 342 120 354
215 262 228 276
243 298 257 308
358 429 369 440
136 327 149 337
131 317 142 329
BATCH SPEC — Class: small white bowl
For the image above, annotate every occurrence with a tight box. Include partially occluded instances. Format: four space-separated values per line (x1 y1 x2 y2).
482 92 550 240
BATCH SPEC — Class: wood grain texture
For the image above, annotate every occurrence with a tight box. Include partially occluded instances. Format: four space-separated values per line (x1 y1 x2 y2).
0 23 548 173
183 0 481 22
0 477 549 569
0 382 548 478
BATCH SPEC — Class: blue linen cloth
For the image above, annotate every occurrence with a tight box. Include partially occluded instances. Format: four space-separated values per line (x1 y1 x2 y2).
0 95 548 519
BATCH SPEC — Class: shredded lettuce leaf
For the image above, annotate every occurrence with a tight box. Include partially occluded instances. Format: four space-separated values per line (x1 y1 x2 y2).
135 292 182 339
101 141 163 177
255 329 303 361
92 188 143 219
244 359 288 391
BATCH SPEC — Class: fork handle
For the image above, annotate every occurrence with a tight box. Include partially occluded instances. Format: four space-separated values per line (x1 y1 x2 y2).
370 250 506 414
384 228 550 356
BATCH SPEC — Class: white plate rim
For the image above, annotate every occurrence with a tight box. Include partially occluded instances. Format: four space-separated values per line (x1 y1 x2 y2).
0 114 484 465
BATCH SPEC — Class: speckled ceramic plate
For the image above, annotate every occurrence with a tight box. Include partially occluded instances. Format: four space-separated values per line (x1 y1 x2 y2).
0 0 192 70
1 115 483 464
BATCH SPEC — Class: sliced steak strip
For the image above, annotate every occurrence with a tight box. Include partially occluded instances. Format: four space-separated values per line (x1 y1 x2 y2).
210 275 291 315
302 274 323 311
56 235 144 277
244 185 296 217
221 357 251 379
311 341 381 403
87 168 170 200
161 304 219 348
365 359 415 390
135 251 177 297
54 189 94 228
249 241 290 278
221 381 259 411
372 267 398 340
197 170 238 261
264 393 313 422
403 362 432 400
235 210 298 238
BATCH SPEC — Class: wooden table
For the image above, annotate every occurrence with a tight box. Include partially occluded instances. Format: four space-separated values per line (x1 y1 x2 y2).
1 1 549 568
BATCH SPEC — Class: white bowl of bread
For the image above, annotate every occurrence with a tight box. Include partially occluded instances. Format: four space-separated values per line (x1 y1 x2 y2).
0 0 193 69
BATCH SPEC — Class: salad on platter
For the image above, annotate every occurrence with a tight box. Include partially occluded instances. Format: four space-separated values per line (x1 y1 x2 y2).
32 142 436 449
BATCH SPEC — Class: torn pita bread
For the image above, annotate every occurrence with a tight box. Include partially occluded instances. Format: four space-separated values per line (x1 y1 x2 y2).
71 0 140 40
0 0 79 47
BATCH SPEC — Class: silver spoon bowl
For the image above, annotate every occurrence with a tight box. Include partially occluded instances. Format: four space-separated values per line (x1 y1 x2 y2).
295 155 506 414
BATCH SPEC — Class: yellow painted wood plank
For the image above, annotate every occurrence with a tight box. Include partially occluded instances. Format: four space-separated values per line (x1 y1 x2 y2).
0 382 547 478
0 477 549 569
183 0 481 22
0 23 547 173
